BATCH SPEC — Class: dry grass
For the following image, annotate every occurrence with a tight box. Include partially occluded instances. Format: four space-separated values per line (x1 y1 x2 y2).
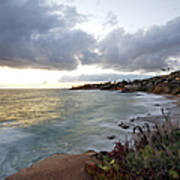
86 110 180 179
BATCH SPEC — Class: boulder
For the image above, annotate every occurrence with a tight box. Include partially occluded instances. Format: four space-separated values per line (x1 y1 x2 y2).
107 135 116 140
118 123 130 129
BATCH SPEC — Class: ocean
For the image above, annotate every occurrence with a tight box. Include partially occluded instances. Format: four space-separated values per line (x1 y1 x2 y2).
0 89 176 179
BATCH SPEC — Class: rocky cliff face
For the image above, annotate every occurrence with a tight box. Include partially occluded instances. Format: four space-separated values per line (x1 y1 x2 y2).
71 71 180 96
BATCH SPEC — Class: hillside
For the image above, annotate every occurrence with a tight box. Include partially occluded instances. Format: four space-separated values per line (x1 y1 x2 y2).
71 71 180 96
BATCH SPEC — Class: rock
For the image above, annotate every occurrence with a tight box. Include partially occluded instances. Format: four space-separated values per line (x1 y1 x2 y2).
121 80 128 85
71 70 180 96
147 82 153 88
171 87 180 95
153 86 163 94
163 86 171 93
118 123 130 129
85 150 97 156
121 87 136 93
117 87 124 91
6 153 97 180
154 79 162 86
130 118 135 122
171 79 178 84
96 151 109 160
107 135 116 140
99 151 109 156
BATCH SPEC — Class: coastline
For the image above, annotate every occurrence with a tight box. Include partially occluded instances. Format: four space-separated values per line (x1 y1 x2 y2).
5 94 180 180
70 71 180 96
133 93 180 124
5 71 180 180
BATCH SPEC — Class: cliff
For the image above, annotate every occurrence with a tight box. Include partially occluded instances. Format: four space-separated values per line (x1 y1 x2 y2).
71 71 180 96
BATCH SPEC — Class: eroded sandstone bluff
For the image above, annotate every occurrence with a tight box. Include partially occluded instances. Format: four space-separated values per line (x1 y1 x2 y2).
71 71 180 96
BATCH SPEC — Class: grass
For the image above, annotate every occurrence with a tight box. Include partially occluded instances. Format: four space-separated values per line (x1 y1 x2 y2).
86 110 180 180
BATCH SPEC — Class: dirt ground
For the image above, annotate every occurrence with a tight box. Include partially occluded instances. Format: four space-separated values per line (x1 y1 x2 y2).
5 151 97 180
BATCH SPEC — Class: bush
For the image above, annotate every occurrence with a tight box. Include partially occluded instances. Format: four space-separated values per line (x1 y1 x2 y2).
86 113 180 180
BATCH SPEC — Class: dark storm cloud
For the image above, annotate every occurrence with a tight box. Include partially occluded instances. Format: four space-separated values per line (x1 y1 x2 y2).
0 0 96 70
1 0 180 73
98 17 180 72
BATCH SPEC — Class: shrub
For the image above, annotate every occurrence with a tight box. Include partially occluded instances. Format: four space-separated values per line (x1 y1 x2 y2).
86 112 180 179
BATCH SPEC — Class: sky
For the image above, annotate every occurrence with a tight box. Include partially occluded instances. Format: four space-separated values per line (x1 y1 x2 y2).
0 0 180 88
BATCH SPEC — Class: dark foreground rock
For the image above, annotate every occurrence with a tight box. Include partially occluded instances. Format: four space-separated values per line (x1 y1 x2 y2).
70 71 180 96
118 123 130 129
107 135 116 140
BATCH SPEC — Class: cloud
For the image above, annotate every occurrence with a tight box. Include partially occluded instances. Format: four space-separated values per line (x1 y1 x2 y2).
0 0 180 73
0 0 96 70
98 17 180 72
103 11 118 27
96 0 101 6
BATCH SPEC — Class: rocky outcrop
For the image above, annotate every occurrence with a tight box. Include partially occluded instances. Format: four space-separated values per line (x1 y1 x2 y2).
70 71 180 96
5 152 98 180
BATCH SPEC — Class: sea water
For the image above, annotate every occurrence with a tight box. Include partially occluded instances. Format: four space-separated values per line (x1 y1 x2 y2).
0 89 176 179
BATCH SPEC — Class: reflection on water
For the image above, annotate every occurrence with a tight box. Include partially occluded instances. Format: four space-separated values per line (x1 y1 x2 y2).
0 90 66 127
0 89 175 179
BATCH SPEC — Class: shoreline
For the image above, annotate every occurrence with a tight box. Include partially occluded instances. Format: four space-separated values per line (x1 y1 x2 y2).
4 71 180 179
70 71 180 97
5 94 180 180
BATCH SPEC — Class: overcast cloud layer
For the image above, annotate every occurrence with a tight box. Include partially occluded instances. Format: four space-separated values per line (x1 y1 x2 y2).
99 17 180 72
0 0 96 70
0 0 180 73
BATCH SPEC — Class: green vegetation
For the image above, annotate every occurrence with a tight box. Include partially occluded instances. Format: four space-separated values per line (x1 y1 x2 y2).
86 112 180 180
